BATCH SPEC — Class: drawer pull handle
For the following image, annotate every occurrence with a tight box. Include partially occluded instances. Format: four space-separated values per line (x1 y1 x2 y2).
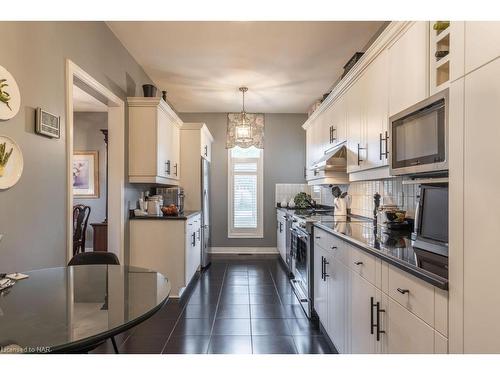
354 261 363 266
397 288 410 294
315 236 321 239
331 246 337 249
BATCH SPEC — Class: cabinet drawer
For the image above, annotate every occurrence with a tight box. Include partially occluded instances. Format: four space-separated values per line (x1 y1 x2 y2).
314 229 349 266
349 244 377 285
313 227 333 251
388 264 434 326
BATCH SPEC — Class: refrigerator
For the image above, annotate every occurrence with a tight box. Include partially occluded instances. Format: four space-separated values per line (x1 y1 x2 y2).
201 158 211 269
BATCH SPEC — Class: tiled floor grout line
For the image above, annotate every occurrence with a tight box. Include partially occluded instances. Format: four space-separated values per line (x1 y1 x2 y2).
248 268 253 354
205 263 228 353
160 271 207 354
268 261 300 354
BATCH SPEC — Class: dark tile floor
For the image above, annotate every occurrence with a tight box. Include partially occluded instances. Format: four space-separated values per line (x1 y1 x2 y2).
92 255 335 354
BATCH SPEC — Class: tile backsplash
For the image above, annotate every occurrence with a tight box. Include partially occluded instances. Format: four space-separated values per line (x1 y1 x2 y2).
316 178 418 219
276 178 417 218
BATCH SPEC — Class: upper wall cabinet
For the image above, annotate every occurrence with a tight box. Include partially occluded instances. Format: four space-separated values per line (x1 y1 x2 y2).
388 21 429 116
464 21 500 76
128 97 183 185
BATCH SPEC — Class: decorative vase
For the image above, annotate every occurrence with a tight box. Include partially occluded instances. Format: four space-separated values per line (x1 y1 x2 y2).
142 84 157 98
280 198 288 208
288 199 296 209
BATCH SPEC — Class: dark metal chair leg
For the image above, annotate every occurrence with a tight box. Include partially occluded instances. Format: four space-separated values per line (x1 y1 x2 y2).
111 337 119 354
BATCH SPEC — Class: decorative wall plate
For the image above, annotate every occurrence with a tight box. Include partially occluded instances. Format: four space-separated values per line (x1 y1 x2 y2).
0 135 23 190
0 65 21 121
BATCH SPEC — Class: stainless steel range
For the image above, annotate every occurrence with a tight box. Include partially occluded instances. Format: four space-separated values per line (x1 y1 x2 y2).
289 209 334 318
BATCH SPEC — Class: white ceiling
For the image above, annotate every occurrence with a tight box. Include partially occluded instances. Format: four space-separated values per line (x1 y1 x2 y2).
73 85 108 112
107 21 385 113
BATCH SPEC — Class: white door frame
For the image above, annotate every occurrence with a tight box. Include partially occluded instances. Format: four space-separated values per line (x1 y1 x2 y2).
65 59 125 264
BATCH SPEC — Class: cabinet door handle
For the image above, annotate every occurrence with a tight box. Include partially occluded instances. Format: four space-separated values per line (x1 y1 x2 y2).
315 236 321 239
321 256 325 281
332 127 337 143
397 288 409 294
197 228 201 241
304 166 307 179
331 246 337 250
324 259 329 278
357 144 366 165
174 163 178 176
279 222 283 233
354 261 363 266
204 145 208 157
380 131 389 160
384 131 389 159
166 160 171 175
376 301 386 341
191 232 196 247
370 296 375 335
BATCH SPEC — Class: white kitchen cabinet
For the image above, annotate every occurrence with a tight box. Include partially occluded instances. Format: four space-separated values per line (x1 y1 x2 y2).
185 215 202 286
350 269 379 353
314 245 329 327
388 21 429 116
129 213 202 298
364 49 390 169
179 123 214 211
331 96 347 147
327 256 349 353
128 97 183 185
381 294 435 354
276 211 287 263
346 78 365 173
462 57 500 353
465 21 500 75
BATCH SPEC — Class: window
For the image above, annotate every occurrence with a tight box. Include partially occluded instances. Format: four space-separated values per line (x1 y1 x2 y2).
228 146 263 238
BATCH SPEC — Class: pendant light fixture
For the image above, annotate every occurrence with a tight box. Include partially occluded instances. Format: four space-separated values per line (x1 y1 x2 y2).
235 87 252 143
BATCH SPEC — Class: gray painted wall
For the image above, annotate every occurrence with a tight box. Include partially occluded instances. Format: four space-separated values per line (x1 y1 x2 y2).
73 112 108 250
0 22 153 272
180 113 307 248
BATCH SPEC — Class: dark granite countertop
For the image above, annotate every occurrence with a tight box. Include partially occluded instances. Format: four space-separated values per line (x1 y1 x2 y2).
313 219 449 290
130 210 201 221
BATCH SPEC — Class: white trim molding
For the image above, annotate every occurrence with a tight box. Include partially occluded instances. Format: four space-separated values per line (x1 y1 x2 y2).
210 247 278 254
65 59 125 264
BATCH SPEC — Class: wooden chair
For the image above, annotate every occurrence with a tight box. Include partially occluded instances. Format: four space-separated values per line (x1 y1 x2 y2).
73 205 91 256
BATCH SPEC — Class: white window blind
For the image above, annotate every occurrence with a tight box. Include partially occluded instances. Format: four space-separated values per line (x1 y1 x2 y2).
228 146 263 238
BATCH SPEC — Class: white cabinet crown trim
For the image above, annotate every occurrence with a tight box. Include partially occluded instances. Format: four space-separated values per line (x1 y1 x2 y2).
302 21 413 131
127 97 183 127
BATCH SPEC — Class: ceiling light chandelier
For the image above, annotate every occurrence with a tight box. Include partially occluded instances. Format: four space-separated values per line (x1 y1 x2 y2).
235 86 253 143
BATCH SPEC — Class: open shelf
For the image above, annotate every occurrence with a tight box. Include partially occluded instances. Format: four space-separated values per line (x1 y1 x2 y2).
436 60 450 87
431 21 451 92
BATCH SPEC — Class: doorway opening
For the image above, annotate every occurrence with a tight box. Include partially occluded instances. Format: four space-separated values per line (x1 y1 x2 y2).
65 60 125 264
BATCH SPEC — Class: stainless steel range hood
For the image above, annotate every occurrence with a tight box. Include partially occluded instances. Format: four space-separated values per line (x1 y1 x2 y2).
308 142 349 185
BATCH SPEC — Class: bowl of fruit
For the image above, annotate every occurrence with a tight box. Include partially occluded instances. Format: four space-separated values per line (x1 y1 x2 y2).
161 204 179 216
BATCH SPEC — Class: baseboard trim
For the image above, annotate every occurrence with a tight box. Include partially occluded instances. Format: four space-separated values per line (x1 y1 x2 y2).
210 247 279 254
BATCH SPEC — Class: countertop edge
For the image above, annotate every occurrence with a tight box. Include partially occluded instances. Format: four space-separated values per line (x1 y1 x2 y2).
313 222 449 290
129 210 201 221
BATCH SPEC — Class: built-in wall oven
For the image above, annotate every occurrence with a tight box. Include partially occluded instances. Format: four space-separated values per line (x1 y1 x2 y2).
389 89 448 176
290 222 313 318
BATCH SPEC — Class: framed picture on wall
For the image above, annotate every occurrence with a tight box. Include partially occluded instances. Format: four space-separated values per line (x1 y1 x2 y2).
73 151 99 198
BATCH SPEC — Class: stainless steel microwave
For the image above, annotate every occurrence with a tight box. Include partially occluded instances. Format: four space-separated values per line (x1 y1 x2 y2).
389 90 448 176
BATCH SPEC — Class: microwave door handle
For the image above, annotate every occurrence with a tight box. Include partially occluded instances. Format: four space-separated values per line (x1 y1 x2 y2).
414 197 421 235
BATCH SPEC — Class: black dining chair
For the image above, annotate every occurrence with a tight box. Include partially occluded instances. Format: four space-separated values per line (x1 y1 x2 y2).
68 251 121 354
68 251 119 266
73 205 91 256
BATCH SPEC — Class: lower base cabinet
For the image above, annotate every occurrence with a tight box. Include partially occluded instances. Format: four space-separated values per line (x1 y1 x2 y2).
130 213 202 297
381 295 435 353
313 227 449 354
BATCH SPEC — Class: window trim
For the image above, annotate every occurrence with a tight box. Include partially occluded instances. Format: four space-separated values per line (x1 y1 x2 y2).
227 148 264 238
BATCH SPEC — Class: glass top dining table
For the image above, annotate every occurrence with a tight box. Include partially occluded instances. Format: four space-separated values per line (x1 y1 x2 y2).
0 265 171 353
